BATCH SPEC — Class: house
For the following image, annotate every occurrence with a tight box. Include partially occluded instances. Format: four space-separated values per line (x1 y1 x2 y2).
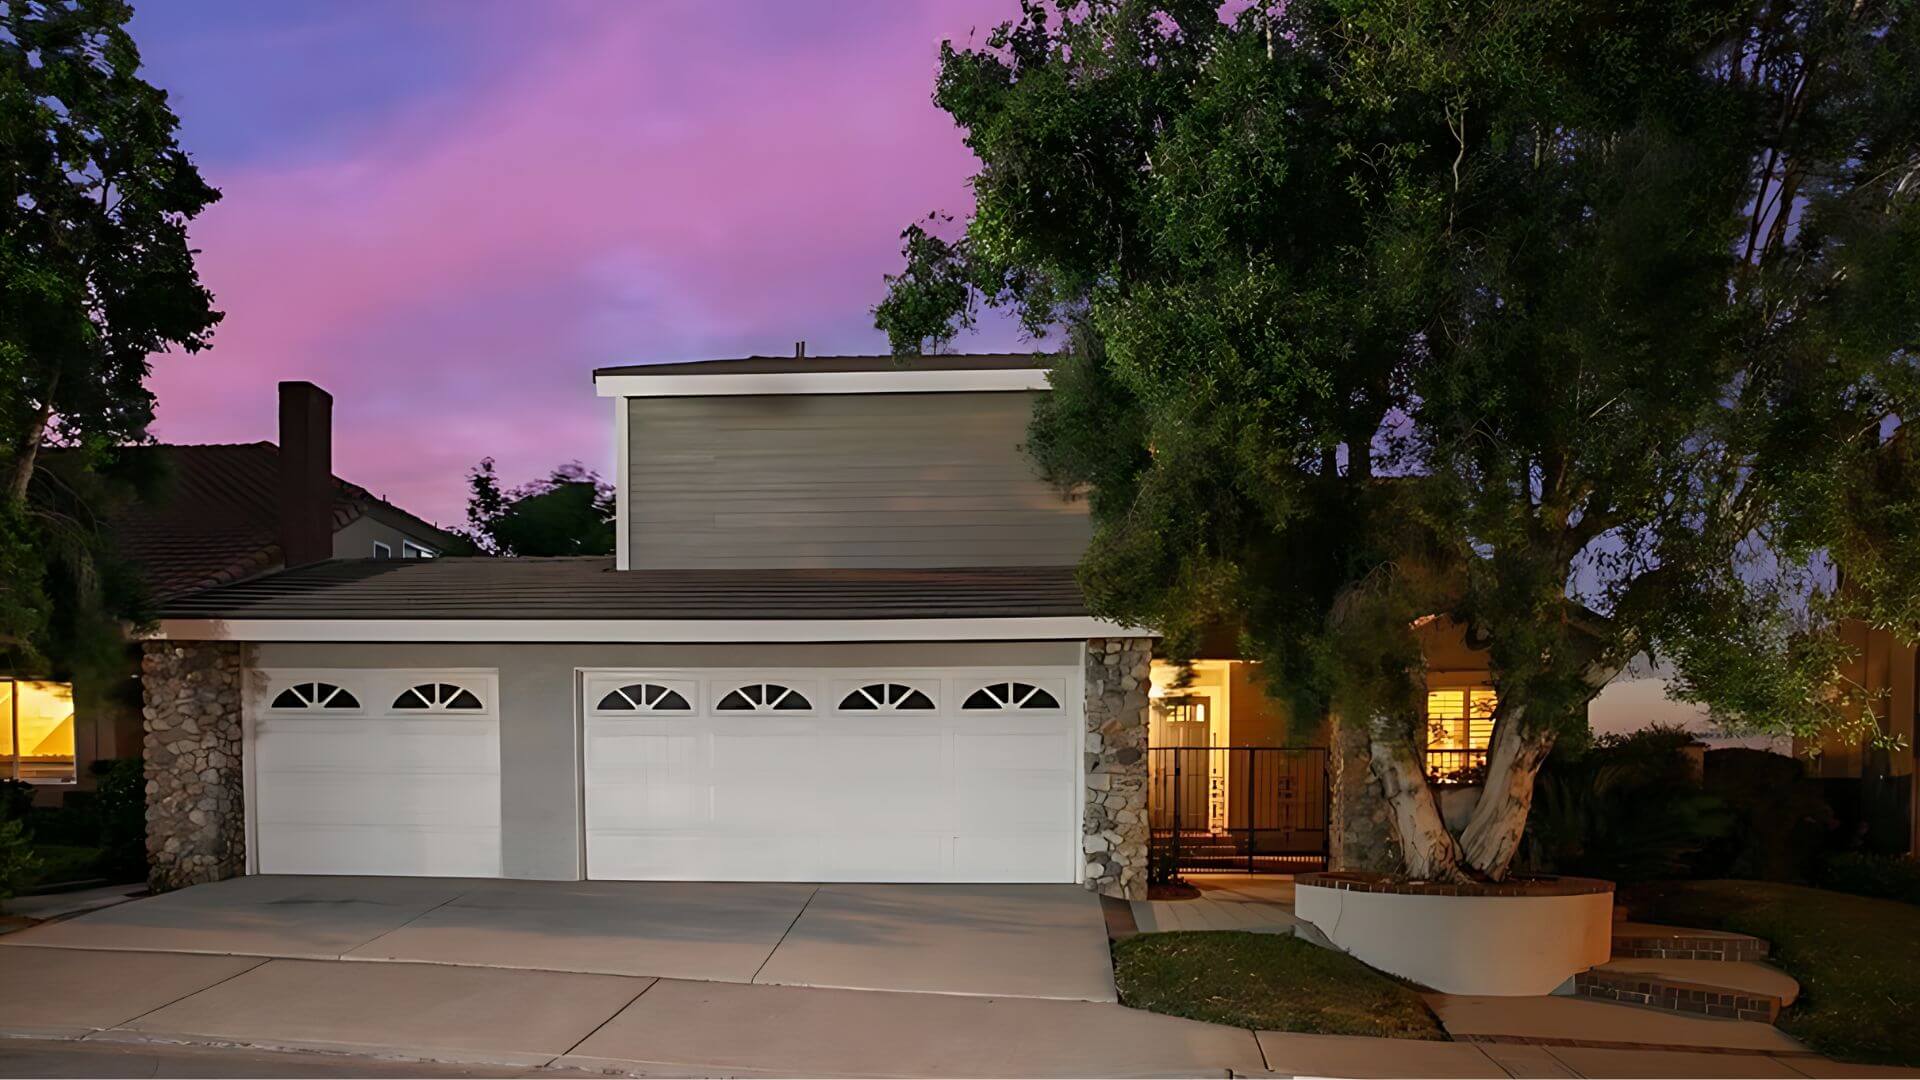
6 382 452 801
138 354 1502 895
1799 618 1917 855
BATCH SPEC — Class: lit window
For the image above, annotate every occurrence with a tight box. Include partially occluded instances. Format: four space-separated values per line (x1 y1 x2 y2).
962 682 1061 710
1425 688 1496 750
597 683 692 712
2 679 76 784
715 684 811 711
392 682 485 711
270 682 361 711
839 683 936 711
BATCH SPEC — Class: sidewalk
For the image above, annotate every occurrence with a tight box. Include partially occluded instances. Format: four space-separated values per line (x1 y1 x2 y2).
3 943 1912 1077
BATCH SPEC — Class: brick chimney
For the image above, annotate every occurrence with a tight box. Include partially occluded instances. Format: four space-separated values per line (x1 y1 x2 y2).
277 381 334 567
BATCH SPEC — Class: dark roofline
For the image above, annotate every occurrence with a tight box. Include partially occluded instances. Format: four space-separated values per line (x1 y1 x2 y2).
593 353 1054 379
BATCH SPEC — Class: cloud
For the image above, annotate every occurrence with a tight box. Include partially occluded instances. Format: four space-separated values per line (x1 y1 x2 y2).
145 0 1029 524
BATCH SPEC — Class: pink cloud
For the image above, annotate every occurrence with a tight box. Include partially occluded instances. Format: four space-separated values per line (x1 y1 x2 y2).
148 1 1029 525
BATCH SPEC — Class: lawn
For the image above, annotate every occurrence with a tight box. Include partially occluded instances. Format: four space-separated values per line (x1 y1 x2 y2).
1112 931 1445 1039
27 844 102 889
1621 879 1920 1067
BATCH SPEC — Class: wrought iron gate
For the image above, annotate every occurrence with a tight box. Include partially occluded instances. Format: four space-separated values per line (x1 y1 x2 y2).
1147 747 1329 877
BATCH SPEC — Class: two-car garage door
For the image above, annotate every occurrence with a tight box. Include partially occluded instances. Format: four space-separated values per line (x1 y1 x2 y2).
582 667 1081 883
251 663 1082 883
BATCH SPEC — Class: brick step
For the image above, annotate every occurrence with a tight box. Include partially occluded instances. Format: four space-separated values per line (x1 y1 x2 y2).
1612 921 1770 962
1573 958 1798 1024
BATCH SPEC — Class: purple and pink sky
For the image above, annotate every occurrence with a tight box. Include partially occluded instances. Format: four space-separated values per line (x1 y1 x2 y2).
132 0 1029 526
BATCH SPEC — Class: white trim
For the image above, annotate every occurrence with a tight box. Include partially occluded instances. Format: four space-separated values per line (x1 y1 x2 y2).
593 368 1052 398
612 396 629 571
1073 640 1087 887
153 616 1148 644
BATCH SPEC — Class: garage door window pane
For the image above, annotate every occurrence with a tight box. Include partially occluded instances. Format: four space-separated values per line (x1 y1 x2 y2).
716 684 811 711
963 682 1060 710
270 682 361 710
392 683 486 711
597 683 691 712
839 683 936 711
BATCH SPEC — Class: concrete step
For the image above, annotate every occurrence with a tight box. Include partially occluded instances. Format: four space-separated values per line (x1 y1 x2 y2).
1611 921 1769 962
1574 957 1799 1024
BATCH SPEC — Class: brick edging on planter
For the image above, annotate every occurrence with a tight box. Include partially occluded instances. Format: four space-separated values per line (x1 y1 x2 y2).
1295 870 1615 897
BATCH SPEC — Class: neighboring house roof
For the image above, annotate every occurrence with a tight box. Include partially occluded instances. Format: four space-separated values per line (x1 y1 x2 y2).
157 557 1091 621
107 443 456 600
592 354 1052 378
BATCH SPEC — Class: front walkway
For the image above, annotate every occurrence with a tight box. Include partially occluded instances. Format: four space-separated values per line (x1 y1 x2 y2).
0 875 1116 1002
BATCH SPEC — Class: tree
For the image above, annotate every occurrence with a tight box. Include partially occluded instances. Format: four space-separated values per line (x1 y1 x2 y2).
1 0 221 665
877 0 1920 880
458 458 615 557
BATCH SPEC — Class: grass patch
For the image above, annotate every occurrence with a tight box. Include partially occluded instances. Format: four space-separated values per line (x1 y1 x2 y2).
1112 931 1445 1039
1622 879 1920 1067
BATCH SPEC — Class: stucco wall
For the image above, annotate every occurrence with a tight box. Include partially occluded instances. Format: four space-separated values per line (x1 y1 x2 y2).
251 639 1084 881
333 513 444 559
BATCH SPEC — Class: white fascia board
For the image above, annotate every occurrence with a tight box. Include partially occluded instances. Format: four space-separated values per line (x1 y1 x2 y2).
593 368 1053 397
151 616 1151 644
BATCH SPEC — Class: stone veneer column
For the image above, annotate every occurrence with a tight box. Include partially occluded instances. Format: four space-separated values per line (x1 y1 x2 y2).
1328 715 1404 874
1083 637 1152 900
141 642 247 891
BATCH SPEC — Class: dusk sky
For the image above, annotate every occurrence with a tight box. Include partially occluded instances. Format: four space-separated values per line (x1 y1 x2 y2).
129 0 1029 527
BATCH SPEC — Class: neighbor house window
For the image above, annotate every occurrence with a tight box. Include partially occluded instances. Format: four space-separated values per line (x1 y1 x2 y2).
391 682 485 711
715 684 811 711
1425 688 1496 783
2 679 76 784
962 682 1060 710
402 540 436 559
839 683 935 711
372 541 392 559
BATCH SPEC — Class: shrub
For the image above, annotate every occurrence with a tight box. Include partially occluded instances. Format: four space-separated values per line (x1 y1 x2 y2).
0 818 39 900
0 779 34 822
1522 725 1736 881
1698 748 1837 881
1819 852 1920 906
90 757 147 882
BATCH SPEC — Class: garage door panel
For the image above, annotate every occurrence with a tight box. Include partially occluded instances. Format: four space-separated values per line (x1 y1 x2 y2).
258 773 498 829
583 728 698 769
256 823 501 878
255 726 497 775
584 664 1081 884
952 832 1074 881
710 730 817 772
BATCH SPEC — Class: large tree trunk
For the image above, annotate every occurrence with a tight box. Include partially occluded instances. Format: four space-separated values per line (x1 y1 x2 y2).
1367 721 1468 882
6 379 57 507
1458 709 1555 879
1460 660 1629 879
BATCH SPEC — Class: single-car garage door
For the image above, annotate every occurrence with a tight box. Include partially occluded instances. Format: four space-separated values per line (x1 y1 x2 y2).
582 666 1082 882
253 668 501 877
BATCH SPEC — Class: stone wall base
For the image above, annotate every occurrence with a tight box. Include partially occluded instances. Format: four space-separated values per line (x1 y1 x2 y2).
142 642 247 891
1084 637 1152 899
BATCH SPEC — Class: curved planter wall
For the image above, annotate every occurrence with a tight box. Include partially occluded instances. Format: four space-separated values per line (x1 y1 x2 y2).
1296 872 1613 996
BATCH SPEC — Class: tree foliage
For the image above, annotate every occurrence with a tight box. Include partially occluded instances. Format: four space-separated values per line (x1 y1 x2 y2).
458 458 616 557
878 0 1920 878
0 0 220 669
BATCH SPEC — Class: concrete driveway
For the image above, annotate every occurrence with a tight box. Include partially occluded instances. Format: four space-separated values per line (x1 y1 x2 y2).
0 875 1116 1002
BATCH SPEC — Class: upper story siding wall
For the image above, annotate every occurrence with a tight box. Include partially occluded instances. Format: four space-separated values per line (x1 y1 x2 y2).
625 391 1090 568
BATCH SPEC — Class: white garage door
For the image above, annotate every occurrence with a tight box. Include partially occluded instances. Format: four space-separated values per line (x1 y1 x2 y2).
583 667 1082 883
252 669 501 877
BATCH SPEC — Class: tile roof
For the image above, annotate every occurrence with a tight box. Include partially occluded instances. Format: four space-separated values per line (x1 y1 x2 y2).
158 558 1092 621
592 354 1052 378
106 443 455 600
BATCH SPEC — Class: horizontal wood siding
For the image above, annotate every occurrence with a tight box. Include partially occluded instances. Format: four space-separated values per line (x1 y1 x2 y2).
626 392 1089 568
